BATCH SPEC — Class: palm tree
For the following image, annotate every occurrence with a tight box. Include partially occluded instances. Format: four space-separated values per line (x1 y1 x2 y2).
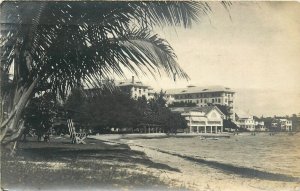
0 1 217 145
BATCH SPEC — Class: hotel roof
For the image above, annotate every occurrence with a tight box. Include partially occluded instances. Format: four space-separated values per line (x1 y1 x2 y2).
116 80 149 88
165 85 235 95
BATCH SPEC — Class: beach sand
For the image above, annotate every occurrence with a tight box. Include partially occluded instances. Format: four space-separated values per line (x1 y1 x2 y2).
3 134 299 191
129 144 299 191
91 134 300 191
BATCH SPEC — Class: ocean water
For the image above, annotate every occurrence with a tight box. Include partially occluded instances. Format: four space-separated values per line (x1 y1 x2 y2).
133 133 300 178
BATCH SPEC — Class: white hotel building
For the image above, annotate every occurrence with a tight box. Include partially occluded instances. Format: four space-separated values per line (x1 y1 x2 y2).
171 106 225 133
166 85 235 121
116 76 155 100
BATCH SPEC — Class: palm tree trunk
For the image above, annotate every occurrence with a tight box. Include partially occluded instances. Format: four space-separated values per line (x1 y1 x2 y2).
0 67 3 126
1 78 38 143
0 0 45 146
1 76 39 144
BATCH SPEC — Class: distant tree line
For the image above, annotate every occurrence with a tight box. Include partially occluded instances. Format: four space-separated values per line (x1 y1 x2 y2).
62 87 187 134
22 87 188 139
290 114 300 131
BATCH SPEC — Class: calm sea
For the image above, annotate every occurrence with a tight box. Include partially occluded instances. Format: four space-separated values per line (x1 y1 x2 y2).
133 133 300 177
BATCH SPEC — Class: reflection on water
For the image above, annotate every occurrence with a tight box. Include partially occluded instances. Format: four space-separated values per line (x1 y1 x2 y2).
135 133 300 177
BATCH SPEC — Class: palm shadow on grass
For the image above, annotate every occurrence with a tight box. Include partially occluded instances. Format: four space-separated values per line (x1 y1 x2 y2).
1 139 180 189
17 146 180 172
4 137 180 173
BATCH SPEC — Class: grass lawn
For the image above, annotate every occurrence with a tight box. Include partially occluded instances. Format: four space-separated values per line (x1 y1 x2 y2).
1 136 178 190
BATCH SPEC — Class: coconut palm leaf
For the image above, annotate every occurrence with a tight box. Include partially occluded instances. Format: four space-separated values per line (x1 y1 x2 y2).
1 1 216 143
1 1 208 73
2 1 207 97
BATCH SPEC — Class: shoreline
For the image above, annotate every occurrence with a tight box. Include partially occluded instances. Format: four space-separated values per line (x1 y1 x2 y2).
3 135 299 191
129 142 300 191
89 131 297 141
90 135 300 191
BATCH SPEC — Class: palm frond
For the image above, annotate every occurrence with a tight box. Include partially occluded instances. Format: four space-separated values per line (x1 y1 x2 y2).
130 2 209 28
117 29 189 80
1 1 210 98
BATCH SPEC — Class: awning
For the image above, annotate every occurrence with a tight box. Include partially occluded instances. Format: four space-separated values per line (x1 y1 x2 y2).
191 117 203 121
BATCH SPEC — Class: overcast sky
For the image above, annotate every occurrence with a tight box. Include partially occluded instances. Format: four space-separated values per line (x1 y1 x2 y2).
120 2 300 117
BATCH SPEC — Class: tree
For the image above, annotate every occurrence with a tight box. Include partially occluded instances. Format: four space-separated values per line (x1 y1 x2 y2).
64 87 187 134
148 91 187 133
23 92 58 141
1 1 208 146
290 114 300 132
166 112 188 134
0 71 12 125
64 86 141 134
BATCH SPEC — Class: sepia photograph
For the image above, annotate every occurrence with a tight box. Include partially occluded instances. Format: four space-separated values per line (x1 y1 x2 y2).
1 1 300 191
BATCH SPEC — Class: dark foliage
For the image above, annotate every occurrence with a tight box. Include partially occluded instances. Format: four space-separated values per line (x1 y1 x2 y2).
23 92 59 140
64 88 187 134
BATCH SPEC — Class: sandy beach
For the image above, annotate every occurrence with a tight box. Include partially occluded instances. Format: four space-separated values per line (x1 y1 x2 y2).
2 134 300 191
91 133 300 191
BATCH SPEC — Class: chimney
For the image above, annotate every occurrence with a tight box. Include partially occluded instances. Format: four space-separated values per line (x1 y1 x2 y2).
132 76 134 84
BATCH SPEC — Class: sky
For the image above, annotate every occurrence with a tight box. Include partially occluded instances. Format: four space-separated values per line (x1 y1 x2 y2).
118 2 300 117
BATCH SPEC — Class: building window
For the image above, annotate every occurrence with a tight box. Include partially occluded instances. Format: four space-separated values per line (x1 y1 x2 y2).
196 100 199 104
139 90 141 94
218 98 221 103
212 99 214 103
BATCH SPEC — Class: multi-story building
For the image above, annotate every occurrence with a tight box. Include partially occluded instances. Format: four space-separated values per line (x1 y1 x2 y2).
171 106 225 134
255 120 267 131
279 119 292 131
236 115 255 131
116 76 154 100
271 118 293 131
166 85 235 120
